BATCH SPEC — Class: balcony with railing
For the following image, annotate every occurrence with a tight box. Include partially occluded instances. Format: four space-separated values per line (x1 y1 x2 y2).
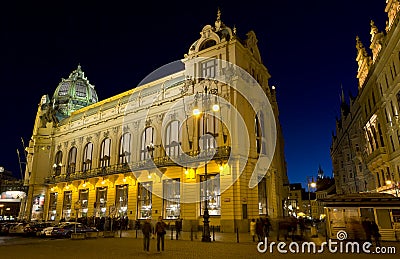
44 146 231 184
365 147 388 165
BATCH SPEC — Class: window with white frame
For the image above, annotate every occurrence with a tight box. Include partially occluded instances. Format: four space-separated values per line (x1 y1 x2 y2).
100 138 111 168
200 59 217 78
200 174 221 216
165 121 180 158
258 177 267 215
79 189 89 218
255 111 267 155
62 191 72 221
119 132 131 164
67 147 77 175
96 187 108 218
54 151 63 176
163 178 180 219
48 192 58 221
140 127 154 160
116 184 129 216
199 114 218 151
82 142 93 172
137 182 152 219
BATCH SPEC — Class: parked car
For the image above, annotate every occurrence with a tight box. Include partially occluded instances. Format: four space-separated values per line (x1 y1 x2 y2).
40 222 73 237
51 223 98 238
0 222 17 235
24 222 54 236
8 222 29 235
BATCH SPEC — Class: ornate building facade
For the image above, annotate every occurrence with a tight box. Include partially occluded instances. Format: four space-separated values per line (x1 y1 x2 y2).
22 11 288 232
331 1 400 196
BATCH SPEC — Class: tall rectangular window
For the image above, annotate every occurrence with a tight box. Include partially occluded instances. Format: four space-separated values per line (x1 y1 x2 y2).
200 59 217 78
141 127 154 160
62 191 72 221
165 121 180 158
137 182 152 219
258 177 267 215
48 192 58 221
96 187 108 217
79 189 89 218
200 174 221 216
119 133 131 164
100 138 111 168
255 112 267 155
163 179 180 219
82 142 93 172
116 184 129 216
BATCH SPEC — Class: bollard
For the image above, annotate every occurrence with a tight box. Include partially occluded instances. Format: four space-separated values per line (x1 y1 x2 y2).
190 227 193 241
212 225 215 242
236 227 239 243
135 229 138 239
171 226 174 240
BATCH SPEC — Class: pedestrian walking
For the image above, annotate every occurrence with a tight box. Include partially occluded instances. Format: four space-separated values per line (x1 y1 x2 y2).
256 218 264 242
370 220 381 247
263 216 271 238
361 217 372 242
175 218 182 240
155 216 167 253
250 218 256 242
141 218 153 254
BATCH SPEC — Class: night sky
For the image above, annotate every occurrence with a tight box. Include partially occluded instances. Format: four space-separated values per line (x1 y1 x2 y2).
0 1 387 188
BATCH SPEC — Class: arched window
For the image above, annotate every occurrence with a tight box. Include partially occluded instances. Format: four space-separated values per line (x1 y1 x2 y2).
165 121 180 158
54 151 63 176
141 127 154 160
255 111 266 155
100 138 111 168
119 132 131 164
199 114 219 151
67 147 77 175
82 142 93 172
199 40 216 52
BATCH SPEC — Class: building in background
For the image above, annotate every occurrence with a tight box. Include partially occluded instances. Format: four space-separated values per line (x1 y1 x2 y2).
314 176 336 220
0 167 27 221
22 11 289 232
331 1 400 196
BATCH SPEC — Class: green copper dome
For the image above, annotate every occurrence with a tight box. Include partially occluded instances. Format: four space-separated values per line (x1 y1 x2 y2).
52 65 98 121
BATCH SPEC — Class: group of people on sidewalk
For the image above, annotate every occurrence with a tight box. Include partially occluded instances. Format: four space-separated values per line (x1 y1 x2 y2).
141 216 182 254
250 216 272 242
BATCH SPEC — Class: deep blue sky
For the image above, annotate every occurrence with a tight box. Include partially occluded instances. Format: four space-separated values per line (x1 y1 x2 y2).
0 1 387 188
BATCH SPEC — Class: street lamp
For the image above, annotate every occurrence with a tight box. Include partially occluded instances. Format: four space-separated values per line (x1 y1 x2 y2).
193 82 219 243
307 177 316 219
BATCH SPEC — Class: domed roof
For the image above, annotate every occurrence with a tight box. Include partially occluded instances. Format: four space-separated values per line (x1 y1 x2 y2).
52 65 98 121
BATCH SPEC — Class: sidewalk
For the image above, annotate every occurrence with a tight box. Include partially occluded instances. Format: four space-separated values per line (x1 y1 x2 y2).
119 229 258 243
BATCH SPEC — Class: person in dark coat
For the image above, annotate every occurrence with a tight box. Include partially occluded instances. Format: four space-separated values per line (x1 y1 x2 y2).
141 218 153 254
256 218 264 242
370 220 381 246
175 218 182 240
361 217 372 242
155 216 167 253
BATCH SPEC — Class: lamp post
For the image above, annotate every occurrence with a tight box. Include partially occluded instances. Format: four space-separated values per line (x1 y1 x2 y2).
307 176 316 219
193 82 219 243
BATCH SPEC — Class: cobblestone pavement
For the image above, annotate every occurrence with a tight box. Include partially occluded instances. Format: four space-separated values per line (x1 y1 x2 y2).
0 230 399 259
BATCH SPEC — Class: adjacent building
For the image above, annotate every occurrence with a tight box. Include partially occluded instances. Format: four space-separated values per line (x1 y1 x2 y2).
331 1 400 197
21 11 289 232
0 168 28 221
